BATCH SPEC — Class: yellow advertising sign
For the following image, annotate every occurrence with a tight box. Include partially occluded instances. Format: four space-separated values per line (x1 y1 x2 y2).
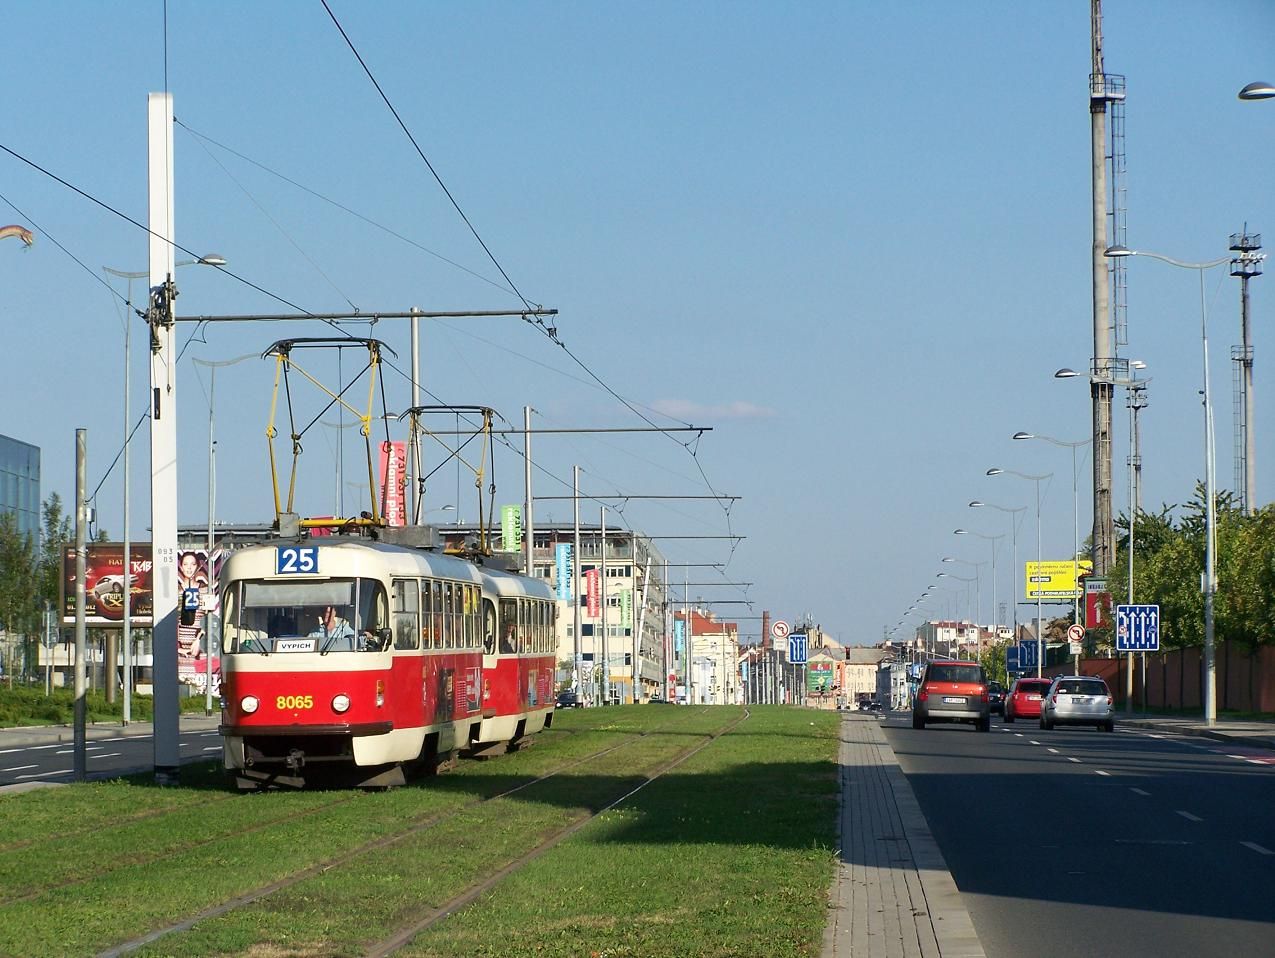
1024 560 1093 600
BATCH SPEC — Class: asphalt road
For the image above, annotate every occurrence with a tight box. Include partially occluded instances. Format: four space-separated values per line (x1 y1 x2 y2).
0 725 223 787
882 711 1275 958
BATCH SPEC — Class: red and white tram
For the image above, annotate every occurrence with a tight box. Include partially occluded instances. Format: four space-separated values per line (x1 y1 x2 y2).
218 538 557 789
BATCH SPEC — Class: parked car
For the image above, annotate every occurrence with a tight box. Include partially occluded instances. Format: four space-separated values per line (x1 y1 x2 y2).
1003 677 1053 723
555 689 583 709
1040 675 1115 732
987 682 1006 715
912 660 990 732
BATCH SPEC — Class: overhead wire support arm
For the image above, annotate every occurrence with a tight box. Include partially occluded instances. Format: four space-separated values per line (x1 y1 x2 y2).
174 308 558 324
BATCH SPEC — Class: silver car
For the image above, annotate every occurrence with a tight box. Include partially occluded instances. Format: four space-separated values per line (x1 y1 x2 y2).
1040 676 1114 732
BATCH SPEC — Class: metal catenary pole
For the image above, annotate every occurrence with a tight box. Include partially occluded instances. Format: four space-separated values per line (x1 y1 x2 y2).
73 429 88 781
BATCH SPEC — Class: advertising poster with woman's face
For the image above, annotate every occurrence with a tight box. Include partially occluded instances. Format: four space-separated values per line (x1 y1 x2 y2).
177 549 223 693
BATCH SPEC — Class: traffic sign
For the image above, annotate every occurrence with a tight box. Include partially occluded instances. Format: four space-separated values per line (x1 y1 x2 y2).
772 619 790 640
1066 622 1085 655
1115 604 1160 651
1018 640 1039 669
1006 644 1022 672
788 633 808 664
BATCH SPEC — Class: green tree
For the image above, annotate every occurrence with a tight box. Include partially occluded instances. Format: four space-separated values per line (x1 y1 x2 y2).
0 511 39 676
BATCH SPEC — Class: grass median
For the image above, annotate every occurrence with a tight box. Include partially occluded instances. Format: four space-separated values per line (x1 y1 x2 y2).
0 705 840 957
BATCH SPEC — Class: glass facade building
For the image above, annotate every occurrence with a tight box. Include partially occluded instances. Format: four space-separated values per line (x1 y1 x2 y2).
0 434 40 539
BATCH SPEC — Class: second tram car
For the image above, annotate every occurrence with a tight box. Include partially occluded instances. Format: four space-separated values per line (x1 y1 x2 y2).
218 539 557 789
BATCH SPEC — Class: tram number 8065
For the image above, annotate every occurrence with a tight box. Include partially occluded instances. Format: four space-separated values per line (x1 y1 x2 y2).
278 695 314 710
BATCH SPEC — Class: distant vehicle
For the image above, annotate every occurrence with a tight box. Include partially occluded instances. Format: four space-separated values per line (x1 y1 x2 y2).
1040 676 1115 732
1003 677 1052 723
986 682 1006 715
912 660 990 732
556 689 582 709
866 700 884 713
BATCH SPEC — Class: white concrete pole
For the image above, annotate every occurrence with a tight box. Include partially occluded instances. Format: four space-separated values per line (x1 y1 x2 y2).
148 92 180 783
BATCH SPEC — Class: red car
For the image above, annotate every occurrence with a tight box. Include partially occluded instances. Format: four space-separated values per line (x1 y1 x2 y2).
1004 677 1053 722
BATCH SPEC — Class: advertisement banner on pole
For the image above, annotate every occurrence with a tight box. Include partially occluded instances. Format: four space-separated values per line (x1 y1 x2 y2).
585 567 601 616
378 440 407 527
62 543 155 627
620 589 632 628
673 618 685 655
1085 577 1113 629
1024 560 1094 599
500 504 522 552
555 544 572 601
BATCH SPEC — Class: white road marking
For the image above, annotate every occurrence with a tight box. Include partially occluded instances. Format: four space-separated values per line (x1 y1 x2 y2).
15 769 71 780
2 765 37 772
202 746 221 752
1241 842 1274 856
1176 810 1203 822
1030 740 1041 746
1150 734 1164 739
1130 787 1151 796
1015 733 1024 737
1067 757 1082 763
1095 770 1111 776
29 744 59 750
91 752 122 759
1047 747 1060 754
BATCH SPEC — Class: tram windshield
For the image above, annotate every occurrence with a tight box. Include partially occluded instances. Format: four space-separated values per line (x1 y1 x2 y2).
223 578 388 654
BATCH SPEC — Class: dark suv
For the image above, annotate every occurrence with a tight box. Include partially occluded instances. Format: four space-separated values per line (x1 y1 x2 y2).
912 660 990 732
555 689 582 709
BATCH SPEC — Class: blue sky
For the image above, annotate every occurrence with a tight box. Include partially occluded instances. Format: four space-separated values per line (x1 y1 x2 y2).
1 2 1272 644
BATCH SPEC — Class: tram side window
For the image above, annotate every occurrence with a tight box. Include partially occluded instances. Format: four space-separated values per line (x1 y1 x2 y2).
465 584 478 649
442 582 454 649
431 581 444 650
392 579 420 651
539 601 548 653
499 598 517 654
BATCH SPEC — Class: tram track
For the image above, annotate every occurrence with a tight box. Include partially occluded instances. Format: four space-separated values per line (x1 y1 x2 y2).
96 714 711 958
364 708 750 958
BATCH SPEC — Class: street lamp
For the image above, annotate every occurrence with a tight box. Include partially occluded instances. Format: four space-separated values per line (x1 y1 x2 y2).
1105 244 1229 726
987 468 1052 677
935 572 976 657
953 529 1003 658
968 500 1026 643
1238 80 1275 100
1056 362 1150 710
1013 431 1090 634
103 253 226 724
940 556 986 627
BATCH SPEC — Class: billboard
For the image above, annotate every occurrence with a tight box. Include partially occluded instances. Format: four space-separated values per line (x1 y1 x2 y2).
807 661 835 694
585 567 601 616
1024 560 1093 599
62 543 154 627
500 504 522 552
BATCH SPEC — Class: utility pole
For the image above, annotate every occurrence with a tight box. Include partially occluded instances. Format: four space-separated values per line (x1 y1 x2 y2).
572 466 581 701
148 92 180 784
1230 229 1264 514
523 406 534 575
1089 0 1117 578
73 429 87 782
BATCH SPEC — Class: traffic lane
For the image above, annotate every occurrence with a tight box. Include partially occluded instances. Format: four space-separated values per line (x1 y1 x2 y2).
882 715 1275 958
0 730 223 785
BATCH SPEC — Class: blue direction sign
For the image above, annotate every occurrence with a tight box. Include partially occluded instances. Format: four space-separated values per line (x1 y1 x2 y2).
788 633 808 665
1115 604 1160 651
1018 640 1039 670
1006 644 1021 672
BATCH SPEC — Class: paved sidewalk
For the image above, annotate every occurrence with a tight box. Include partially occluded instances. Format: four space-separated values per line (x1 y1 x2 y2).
0 712 222 750
823 714 984 958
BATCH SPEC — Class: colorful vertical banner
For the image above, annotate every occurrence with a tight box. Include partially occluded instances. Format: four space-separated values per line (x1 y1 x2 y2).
500 504 522 552
585 568 601 616
555 544 572 601
674 618 685 654
620 589 632 628
378 440 407 526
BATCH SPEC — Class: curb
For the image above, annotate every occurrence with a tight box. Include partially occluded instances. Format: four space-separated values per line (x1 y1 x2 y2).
1120 718 1275 752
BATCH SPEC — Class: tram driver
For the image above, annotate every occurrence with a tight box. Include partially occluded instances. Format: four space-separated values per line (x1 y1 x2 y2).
310 604 356 651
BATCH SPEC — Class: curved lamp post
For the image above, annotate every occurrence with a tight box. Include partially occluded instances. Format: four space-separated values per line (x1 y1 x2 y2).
988 468 1052 677
954 529 1003 658
1105 244 1229 726
1013 431 1090 632
970 500 1027 642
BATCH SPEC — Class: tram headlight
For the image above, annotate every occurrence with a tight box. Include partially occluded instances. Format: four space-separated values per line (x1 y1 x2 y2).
332 693 351 713
241 695 260 714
